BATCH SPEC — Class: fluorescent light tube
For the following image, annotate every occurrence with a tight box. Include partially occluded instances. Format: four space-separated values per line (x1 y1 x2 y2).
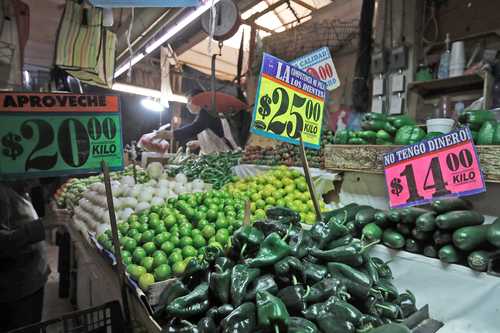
114 52 145 78
111 83 188 103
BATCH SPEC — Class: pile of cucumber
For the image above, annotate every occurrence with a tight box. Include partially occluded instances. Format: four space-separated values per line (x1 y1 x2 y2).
327 198 500 272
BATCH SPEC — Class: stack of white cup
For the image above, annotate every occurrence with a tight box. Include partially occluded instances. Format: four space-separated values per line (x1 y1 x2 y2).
449 41 465 77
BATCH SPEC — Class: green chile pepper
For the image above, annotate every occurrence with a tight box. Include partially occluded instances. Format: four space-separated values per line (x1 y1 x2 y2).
157 279 189 313
477 120 497 145
376 129 392 141
334 129 352 144
326 234 353 250
209 267 231 304
277 285 308 315
166 283 210 318
230 264 260 306
302 261 328 283
328 262 372 286
348 137 368 145
274 256 305 284
388 115 416 128
310 239 368 266
289 230 314 258
305 278 349 303
233 226 265 255
316 313 355 333
287 317 320 333
395 125 425 145
245 233 291 268
220 302 256 333
256 290 290 332
197 317 216 333
244 274 279 301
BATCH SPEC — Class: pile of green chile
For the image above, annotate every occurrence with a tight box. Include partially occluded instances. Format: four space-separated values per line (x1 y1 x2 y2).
343 197 500 272
167 152 241 189
155 207 416 333
459 109 500 145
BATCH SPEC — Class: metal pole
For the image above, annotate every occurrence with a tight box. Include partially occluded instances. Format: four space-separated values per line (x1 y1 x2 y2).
298 136 322 221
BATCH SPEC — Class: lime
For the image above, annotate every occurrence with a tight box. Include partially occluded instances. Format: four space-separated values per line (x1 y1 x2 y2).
265 197 276 205
159 207 170 218
138 273 155 290
179 236 193 247
148 218 162 230
177 215 189 225
138 215 149 224
255 199 266 209
140 256 154 272
170 225 179 234
215 217 229 229
122 250 131 258
121 237 137 252
168 252 183 265
129 220 141 230
127 264 146 280
254 209 266 220
182 245 197 258
172 261 187 275
149 212 160 220
201 225 216 239
128 214 139 224
142 242 157 256
117 222 129 235
127 228 139 239
153 224 167 235
169 236 180 246
132 233 143 244
123 256 133 266
206 209 218 222
138 223 149 233
163 215 177 229
192 235 207 249
154 264 172 282
179 226 192 237
215 230 229 245
152 252 168 268
209 241 223 250
140 230 155 244
161 241 175 254
133 248 147 264
225 210 236 218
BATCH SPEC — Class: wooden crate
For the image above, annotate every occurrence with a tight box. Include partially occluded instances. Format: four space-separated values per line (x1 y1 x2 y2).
324 144 500 183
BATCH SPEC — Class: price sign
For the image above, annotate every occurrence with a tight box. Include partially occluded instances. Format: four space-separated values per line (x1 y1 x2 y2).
251 53 326 149
384 127 485 208
0 93 123 179
290 47 340 91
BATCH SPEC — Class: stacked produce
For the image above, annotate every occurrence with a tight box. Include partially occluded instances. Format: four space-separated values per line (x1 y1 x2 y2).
339 198 500 272
54 165 149 210
74 163 209 236
97 190 245 285
224 166 326 224
334 113 435 146
241 129 335 168
155 207 416 333
168 151 241 189
459 109 500 145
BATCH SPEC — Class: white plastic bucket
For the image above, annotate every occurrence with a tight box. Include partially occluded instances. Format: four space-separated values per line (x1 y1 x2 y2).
427 118 455 134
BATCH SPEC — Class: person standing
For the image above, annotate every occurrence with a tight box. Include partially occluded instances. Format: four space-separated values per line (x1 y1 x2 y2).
0 181 50 332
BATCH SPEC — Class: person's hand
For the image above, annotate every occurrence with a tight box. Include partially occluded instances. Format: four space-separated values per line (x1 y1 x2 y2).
152 129 173 141
186 140 200 151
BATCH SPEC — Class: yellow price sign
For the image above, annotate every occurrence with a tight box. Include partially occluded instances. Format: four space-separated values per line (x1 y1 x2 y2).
251 53 326 149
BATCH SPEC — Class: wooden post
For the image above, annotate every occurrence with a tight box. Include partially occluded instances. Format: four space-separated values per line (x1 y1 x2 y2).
101 160 131 327
298 137 322 221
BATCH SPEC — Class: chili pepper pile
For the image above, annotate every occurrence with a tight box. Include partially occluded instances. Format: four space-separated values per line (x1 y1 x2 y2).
168 152 241 189
458 109 500 145
338 198 500 272
155 206 417 333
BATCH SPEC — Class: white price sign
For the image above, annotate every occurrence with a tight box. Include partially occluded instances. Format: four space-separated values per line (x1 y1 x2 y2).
290 47 340 91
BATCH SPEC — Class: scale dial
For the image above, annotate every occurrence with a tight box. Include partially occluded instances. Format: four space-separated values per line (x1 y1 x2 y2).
201 0 241 41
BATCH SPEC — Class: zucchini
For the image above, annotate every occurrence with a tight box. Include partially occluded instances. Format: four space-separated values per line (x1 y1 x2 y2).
382 229 405 249
438 245 462 264
387 209 402 224
452 225 489 251
362 223 383 242
367 323 410 333
423 245 438 258
433 230 452 246
486 218 500 248
355 208 377 228
467 250 491 272
431 198 472 213
435 210 484 230
374 211 391 228
399 207 429 225
405 238 422 254
411 228 433 241
415 212 437 232
396 223 412 236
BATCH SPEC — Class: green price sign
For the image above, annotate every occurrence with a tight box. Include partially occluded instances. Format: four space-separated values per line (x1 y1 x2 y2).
0 93 123 179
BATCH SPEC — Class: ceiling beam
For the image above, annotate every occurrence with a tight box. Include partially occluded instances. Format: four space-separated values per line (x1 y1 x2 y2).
243 20 275 34
246 0 288 22
291 0 315 11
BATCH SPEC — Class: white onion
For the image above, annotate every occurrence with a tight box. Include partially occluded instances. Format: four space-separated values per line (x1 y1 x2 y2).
147 179 158 186
175 173 188 184
158 179 169 188
192 179 205 191
136 202 150 213
131 186 142 198
156 187 170 198
151 196 164 206
120 207 134 220
96 223 110 236
121 175 135 186
138 189 153 203
147 162 164 179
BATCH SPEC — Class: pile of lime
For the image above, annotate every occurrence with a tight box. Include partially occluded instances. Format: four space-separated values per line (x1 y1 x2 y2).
224 166 326 224
97 190 244 290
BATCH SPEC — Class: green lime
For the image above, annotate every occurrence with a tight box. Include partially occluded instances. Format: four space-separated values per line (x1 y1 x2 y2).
177 215 189 225
179 226 192 237
169 236 180 246
208 241 223 250
201 225 216 239
254 209 266 220
149 212 160 220
121 250 131 258
129 221 141 231
148 218 162 230
123 256 133 266
154 264 172 282
168 252 183 265
117 222 129 235
154 232 170 247
132 247 147 264
121 237 136 252
127 264 146 280
206 209 218 222
138 223 149 233
140 256 154 272
142 242 157 255
153 224 167 235
215 218 229 229
127 228 139 237
138 215 149 224
160 241 175 254
138 273 155 290
128 214 139 224
215 230 229 245
179 236 193 247
141 230 155 242
197 219 209 229
170 225 179 234
152 252 168 268
182 245 197 258
163 215 177 229
159 207 170 218
172 261 187 275
192 235 207 249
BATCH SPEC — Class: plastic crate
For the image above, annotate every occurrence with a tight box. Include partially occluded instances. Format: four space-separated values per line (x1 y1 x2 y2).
9 301 124 333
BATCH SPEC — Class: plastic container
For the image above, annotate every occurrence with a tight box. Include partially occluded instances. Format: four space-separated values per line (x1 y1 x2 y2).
427 118 455 134
449 41 465 77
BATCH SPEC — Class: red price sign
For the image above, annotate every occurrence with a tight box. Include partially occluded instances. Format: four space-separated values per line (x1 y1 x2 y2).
384 127 486 208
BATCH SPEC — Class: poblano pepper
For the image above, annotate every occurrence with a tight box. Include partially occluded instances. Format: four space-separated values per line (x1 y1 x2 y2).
206 304 234 321
304 278 349 303
166 283 210 318
287 317 320 333
244 274 279 301
245 233 291 268
253 220 289 238
328 262 372 286
256 290 290 332
310 218 349 249
220 302 256 333
274 256 304 284
183 258 210 287
230 264 260 306
266 207 301 224
310 239 369 266
289 229 314 259
302 261 328 283
209 266 231 304
477 120 497 145
156 280 189 315
214 256 233 272
316 313 355 333
232 226 265 256
394 125 425 145
197 317 216 333
277 285 308 315
387 115 416 128
334 129 352 144
164 319 200 333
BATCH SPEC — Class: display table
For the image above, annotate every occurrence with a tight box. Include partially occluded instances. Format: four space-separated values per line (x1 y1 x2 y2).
370 245 500 333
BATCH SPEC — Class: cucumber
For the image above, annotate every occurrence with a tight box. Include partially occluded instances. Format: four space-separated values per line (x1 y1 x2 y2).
362 223 383 241
433 230 452 246
431 198 472 213
435 211 484 230
411 228 433 241
387 209 402 223
367 323 410 333
355 208 377 228
382 229 405 249
374 211 391 228
486 218 500 248
438 245 462 264
452 225 489 251
405 238 422 254
396 223 412 236
415 212 437 232
423 245 438 258
399 207 429 225
467 250 491 272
